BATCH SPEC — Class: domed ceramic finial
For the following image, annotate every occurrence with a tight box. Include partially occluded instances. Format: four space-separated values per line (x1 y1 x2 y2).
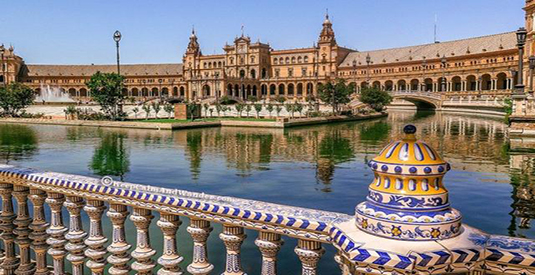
355 124 461 241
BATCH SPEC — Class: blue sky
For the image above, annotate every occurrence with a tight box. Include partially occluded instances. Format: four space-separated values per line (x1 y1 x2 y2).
0 0 525 65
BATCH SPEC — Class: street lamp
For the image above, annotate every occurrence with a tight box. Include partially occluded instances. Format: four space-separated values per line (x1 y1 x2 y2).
0 45 5 88
515 27 528 95
441 55 447 92
366 54 371 87
421 58 427 91
158 78 163 100
529 56 535 92
113 31 122 75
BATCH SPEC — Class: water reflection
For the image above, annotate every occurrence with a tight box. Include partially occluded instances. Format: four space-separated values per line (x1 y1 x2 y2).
89 131 130 180
0 124 38 164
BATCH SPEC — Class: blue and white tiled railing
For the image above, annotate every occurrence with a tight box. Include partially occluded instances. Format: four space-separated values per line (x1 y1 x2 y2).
0 164 534 275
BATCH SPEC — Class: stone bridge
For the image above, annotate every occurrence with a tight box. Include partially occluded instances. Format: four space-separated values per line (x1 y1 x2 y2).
390 90 511 116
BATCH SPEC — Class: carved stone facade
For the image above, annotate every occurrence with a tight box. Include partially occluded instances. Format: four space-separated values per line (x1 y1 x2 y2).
0 7 525 102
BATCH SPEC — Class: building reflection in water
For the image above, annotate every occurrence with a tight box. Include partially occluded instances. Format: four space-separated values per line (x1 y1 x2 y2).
509 140 535 237
0 124 38 164
90 131 130 181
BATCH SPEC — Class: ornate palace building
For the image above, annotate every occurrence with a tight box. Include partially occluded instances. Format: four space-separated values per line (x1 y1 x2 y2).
0 8 526 102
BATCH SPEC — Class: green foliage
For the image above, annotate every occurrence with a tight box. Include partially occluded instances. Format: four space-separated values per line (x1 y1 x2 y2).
0 82 35 117
187 103 198 120
317 78 355 114
248 96 258 102
245 104 252 116
142 104 151 119
215 103 223 116
254 103 263 117
276 96 286 104
294 102 304 116
163 104 174 119
86 72 125 120
152 102 161 118
359 87 392 112
266 103 274 116
503 98 513 124
285 103 294 118
132 107 139 118
235 103 245 117
203 103 210 117
275 105 283 117
219 95 234 105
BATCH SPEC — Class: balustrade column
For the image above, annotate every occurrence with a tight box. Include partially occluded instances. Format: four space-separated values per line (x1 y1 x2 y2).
107 204 131 275
84 200 108 275
0 183 18 274
13 186 35 275
255 232 283 275
294 239 324 275
187 219 214 275
46 192 68 275
130 208 156 275
64 196 87 275
157 214 183 275
28 189 49 275
220 225 247 275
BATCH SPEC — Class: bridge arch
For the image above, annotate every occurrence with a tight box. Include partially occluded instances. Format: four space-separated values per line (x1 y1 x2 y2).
392 92 442 110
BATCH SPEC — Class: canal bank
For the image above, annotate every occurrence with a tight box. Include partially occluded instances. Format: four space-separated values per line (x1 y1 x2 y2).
0 112 387 130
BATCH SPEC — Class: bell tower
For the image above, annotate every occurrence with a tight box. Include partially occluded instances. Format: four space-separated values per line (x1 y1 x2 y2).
317 11 338 78
183 28 202 100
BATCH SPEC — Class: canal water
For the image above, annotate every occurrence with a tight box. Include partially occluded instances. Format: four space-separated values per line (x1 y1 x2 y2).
0 110 532 274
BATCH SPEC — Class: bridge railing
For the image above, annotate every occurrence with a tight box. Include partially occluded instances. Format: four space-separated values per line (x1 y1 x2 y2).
0 164 535 274
0 165 351 275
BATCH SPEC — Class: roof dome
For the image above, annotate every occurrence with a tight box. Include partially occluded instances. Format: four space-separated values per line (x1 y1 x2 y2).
355 125 462 241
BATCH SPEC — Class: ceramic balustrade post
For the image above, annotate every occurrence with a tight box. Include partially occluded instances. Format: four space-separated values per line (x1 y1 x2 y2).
106 204 131 275
186 219 213 275
28 189 49 275
334 252 351 275
64 196 87 275
0 183 19 274
46 192 68 275
12 186 35 275
84 200 108 275
294 239 324 275
130 208 156 275
254 232 283 275
220 225 247 275
157 213 183 275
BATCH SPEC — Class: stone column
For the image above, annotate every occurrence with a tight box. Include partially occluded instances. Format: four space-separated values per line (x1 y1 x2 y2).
130 208 156 275
28 189 49 275
13 186 35 275
187 219 214 275
157 214 183 275
255 232 283 275
220 225 247 275
46 192 68 275
0 183 19 274
64 196 87 275
107 204 131 275
84 200 108 275
294 239 324 275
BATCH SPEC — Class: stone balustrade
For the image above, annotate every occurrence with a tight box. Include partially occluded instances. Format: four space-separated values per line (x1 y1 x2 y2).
0 164 533 275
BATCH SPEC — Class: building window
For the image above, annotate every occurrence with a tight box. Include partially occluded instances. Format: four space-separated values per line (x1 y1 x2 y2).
230 57 234 65
275 69 280 77
288 68 293 77
302 68 307 77
251 56 255 63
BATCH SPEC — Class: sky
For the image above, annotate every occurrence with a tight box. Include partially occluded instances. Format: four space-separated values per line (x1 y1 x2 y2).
0 0 525 65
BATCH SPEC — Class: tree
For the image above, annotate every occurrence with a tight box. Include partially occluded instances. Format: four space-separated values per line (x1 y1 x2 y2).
318 78 355 115
245 104 252 117
276 96 286 104
235 103 245 117
86 71 125 120
203 103 210 117
142 104 151 119
359 87 392 112
266 103 274 117
152 102 161 118
248 95 258 103
132 107 139 119
164 104 174 119
215 103 223 117
254 103 263 118
275 105 282 117
294 102 304 117
285 103 294 118
0 82 35 117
